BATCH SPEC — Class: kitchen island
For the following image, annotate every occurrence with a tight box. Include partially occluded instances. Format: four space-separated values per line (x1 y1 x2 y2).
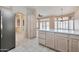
38 29 79 52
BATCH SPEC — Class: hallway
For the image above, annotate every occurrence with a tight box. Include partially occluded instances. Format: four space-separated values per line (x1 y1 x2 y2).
9 33 55 52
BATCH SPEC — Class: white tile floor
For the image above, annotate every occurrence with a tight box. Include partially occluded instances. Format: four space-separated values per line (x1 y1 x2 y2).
9 32 55 52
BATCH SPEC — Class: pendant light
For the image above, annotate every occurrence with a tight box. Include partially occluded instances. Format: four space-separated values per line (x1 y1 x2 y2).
60 8 63 22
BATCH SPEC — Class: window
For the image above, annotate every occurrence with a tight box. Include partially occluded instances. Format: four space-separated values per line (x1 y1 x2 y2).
40 22 42 29
55 17 74 30
39 18 49 30
46 21 49 29
69 20 74 30
62 20 68 30
42 22 45 29
58 20 62 29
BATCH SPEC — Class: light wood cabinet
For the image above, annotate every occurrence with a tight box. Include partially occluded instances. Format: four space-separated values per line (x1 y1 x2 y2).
39 38 45 45
54 33 68 52
38 31 46 45
38 31 45 39
46 32 54 49
69 35 79 52
38 30 79 52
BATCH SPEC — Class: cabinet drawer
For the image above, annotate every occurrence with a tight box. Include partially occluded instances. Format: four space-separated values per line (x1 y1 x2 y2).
38 33 45 39
39 31 45 34
69 35 79 39
38 31 45 39
55 36 68 40
46 32 52 39
55 33 68 38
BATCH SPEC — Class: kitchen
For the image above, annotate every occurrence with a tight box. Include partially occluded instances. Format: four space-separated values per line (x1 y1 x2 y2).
37 6 79 52
1 6 79 52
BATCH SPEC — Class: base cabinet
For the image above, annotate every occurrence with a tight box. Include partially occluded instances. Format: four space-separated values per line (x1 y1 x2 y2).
38 31 46 45
54 37 68 52
38 30 79 52
69 39 79 52
54 33 68 52
69 35 79 52
46 32 54 49
39 38 45 45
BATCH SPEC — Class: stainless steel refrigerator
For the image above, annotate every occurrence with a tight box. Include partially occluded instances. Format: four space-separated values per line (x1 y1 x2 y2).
0 7 15 52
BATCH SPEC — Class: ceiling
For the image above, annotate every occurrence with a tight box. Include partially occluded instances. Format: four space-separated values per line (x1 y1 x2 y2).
30 6 79 16
1 6 79 17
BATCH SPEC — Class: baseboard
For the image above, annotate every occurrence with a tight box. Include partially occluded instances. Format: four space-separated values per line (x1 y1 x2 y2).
39 43 60 52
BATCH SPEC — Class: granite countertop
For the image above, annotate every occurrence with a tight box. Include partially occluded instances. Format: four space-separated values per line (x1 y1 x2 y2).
39 29 79 35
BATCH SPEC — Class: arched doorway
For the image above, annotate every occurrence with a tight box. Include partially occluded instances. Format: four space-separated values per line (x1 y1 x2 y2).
15 12 25 33
15 12 25 46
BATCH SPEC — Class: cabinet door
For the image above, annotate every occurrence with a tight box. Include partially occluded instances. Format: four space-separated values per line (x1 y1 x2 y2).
39 38 45 45
46 32 54 49
38 31 45 39
69 39 79 52
54 37 68 52
38 31 45 45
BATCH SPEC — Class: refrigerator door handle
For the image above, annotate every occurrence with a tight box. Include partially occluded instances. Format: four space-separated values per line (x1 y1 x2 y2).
1 16 3 38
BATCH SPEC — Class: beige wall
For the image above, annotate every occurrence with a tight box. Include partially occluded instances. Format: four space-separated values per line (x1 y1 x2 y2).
49 17 55 29
26 8 37 39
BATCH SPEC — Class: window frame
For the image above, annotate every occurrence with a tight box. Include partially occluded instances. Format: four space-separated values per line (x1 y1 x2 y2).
39 18 50 30
55 17 74 30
